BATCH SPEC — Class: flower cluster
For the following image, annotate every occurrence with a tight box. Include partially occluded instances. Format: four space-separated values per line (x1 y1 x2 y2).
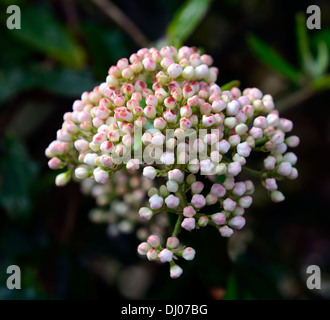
46 46 299 278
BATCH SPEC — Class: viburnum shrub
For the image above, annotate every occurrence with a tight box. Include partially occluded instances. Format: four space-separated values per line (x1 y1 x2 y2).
46 46 299 278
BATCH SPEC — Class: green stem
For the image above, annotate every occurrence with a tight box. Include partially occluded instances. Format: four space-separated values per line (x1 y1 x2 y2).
172 214 184 238
171 184 188 237
242 166 262 178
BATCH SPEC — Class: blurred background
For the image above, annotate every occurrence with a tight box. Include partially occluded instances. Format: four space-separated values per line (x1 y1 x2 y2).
0 0 329 300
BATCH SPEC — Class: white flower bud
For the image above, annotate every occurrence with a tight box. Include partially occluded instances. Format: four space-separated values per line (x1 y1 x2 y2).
166 180 178 193
270 190 285 203
181 217 196 231
219 226 234 237
182 247 196 260
137 242 151 255
158 249 173 262
170 265 183 279
149 194 164 210
147 235 161 247
75 167 89 180
165 195 180 208
143 166 157 180
228 216 246 230
139 207 153 220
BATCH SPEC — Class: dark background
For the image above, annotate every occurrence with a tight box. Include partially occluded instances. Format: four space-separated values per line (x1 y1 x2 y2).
0 0 329 299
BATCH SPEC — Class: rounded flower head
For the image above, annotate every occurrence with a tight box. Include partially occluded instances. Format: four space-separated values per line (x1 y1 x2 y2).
46 45 299 279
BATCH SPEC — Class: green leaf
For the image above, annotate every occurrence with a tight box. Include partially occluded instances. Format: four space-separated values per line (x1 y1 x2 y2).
0 68 37 104
296 12 316 78
221 80 240 91
38 68 98 97
166 0 212 47
311 74 330 91
0 132 39 220
247 34 302 84
224 273 239 300
9 7 86 69
314 41 329 77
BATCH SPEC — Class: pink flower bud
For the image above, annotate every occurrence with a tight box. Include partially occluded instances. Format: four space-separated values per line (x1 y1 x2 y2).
232 182 246 196
167 63 183 78
139 207 153 220
253 116 268 129
183 206 196 218
180 117 193 130
223 198 236 212
196 216 208 227
164 96 176 109
288 167 298 180
202 114 216 127
250 127 263 139
277 161 292 176
228 216 246 230
286 135 300 148
163 109 177 123
191 194 206 209
210 184 226 198
239 195 253 208
149 194 164 210
206 193 218 205
195 64 209 79
183 85 195 99
160 152 175 165
264 156 276 170
181 217 196 231
217 139 231 154
182 247 196 260
126 159 140 171
279 118 293 132
228 134 241 147
227 161 242 176
147 235 161 247
158 249 173 262
137 242 151 255
167 237 179 249
283 152 297 165
180 105 192 117
236 142 251 157
144 105 157 119
94 169 109 184
270 190 285 203
147 249 158 261
168 169 184 183
48 157 62 170
99 155 113 167
223 177 235 190
170 265 183 279
165 195 180 208
266 113 279 127
265 178 278 191
212 213 226 225
219 226 234 237
151 132 165 145
226 100 240 116
191 181 204 194
93 132 106 145
154 117 167 130
142 57 156 71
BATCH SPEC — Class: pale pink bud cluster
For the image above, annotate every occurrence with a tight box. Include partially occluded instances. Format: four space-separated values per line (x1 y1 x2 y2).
137 235 196 278
46 46 299 278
